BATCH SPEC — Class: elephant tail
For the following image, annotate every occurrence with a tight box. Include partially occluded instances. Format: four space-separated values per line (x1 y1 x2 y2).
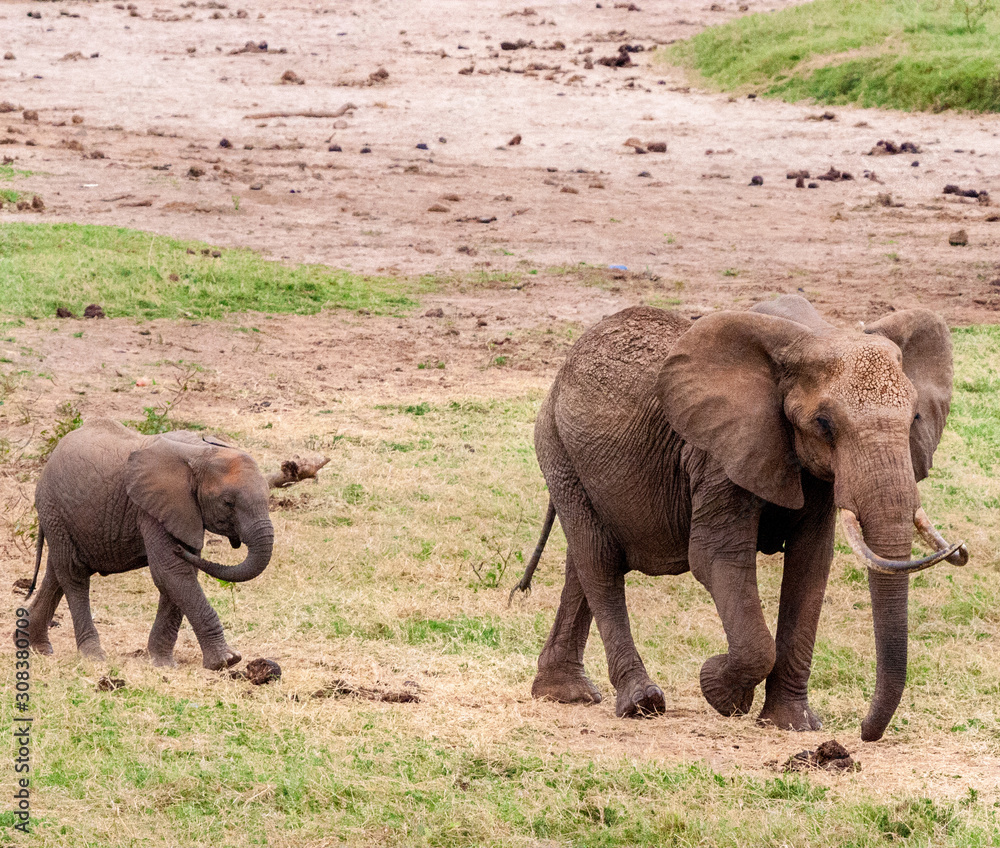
508 500 556 606
26 526 44 601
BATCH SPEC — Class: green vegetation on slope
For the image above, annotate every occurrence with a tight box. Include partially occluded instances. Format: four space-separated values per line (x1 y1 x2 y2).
0 223 418 319
667 0 1000 112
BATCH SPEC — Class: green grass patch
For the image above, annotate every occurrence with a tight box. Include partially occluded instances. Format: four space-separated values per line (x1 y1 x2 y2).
0 163 32 180
0 189 19 205
666 0 1000 112
0 223 419 319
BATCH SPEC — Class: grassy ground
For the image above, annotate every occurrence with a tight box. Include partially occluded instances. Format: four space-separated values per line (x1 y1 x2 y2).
666 0 1000 112
0 223 419 319
1 320 999 846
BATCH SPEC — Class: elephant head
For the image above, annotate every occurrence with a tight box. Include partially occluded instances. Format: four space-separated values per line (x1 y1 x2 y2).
126 436 274 583
658 295 965 741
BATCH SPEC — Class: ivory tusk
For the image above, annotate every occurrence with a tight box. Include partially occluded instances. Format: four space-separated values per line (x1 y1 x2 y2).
840 510 966 575
913 508 969 566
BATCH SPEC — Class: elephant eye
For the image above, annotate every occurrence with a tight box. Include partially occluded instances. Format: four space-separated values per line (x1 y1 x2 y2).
913 412 921 423
815 415 835 442
223 497 236 508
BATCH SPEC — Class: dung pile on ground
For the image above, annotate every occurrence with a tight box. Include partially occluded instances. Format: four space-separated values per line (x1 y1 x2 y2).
783 739 860 772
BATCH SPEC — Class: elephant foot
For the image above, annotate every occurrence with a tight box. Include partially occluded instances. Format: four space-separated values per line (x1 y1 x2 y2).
614 674 666 718
700 654 756 717
202 646 241 671
78 639 106 661
531 669 603 705
150 652 177 668
757 699 822 732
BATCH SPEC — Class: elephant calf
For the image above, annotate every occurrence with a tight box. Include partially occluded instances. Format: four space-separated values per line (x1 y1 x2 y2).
25 418 274 670
514 295 966 741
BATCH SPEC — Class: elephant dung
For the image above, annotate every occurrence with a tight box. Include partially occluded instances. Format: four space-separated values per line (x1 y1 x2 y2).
96 675 126 692
783 739 860 773
235 657 282 685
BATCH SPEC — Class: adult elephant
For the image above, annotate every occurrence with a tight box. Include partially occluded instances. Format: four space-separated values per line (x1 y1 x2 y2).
512 296 966 742
25 419 274 670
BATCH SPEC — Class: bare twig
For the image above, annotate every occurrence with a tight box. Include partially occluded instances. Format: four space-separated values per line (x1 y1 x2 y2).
243 104 356 120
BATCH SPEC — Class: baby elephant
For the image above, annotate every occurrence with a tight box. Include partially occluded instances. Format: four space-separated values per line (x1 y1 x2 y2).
25 418 274 670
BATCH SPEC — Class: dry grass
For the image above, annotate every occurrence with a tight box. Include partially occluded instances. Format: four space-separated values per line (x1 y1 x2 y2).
1 320 999 846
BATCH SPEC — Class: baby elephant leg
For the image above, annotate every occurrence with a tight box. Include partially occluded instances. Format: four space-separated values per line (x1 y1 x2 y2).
148 592 184 667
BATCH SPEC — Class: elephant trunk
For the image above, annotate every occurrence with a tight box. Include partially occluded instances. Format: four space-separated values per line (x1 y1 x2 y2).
180 516 274 583
861 569 909 742
839 508 965 742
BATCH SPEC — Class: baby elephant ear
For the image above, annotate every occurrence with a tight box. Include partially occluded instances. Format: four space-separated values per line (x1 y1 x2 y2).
658 312 811 510
864 309 953 481
126 439 205 550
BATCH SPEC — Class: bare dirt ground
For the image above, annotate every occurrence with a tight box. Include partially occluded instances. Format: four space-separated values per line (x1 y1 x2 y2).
2 0 1000 819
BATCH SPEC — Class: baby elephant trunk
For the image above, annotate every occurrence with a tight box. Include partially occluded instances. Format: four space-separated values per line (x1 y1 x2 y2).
180 516 274 583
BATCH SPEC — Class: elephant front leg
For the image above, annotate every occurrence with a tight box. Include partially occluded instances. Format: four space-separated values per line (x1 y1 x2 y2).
758 482 835 731
532 555 603 706
148 592 184 667
144 521 241 670
689 480 772 718
697 563 775 717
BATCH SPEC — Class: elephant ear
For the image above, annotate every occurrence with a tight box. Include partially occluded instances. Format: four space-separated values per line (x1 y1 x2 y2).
864 309 953 481
126 439 205 550
750 294 832 332
658 312 811 510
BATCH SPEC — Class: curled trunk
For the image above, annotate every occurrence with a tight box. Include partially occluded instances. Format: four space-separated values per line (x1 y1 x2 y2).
179 517 274 583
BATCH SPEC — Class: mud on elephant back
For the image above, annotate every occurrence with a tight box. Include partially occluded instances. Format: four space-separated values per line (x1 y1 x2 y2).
512 295 968 742
22 419 276 671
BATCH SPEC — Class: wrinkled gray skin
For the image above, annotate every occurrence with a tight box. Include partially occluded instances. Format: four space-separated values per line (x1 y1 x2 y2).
524 296 954 741
26 419 274 670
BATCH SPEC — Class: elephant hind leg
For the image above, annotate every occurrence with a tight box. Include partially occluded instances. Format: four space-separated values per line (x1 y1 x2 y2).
148 592 184 667
26 566 63 655
532 555 603 706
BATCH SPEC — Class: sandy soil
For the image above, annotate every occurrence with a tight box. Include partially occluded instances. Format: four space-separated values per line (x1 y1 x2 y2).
2 0 1000 811
1 0 999 326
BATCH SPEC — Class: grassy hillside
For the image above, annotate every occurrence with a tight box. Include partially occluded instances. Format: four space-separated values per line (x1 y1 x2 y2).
667 0 1000 112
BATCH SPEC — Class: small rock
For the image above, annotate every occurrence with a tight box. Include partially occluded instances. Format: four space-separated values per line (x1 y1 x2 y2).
560 186 579 194
31 195 44 211
428 204 449 212
360 146 372 154
795 176 805 188
219 138 231 148
948 229 968 246
96 676 126 692
187 166 205 178
637 170 651 178
786 169 809 180
84 304 106 319
23 110 38 122
368 66 389 83
416 142 429 150
443 193 461 202
807 182 818 189
249 182 263 190
72 114 84 124
645 141 667 153
0 102 16 113
424 307 444 318
328 144 342 152
3 53 15 61
750 175 763 186
508 134 522 146
280 70 304 85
